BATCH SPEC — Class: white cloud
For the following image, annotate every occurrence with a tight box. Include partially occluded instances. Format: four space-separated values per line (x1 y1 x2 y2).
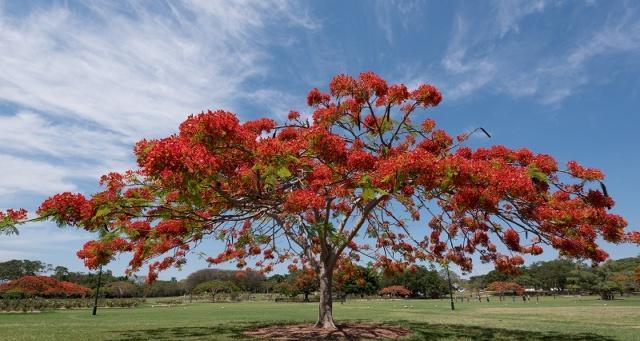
0 1 316 197
0 111 128 161
0 154 76 196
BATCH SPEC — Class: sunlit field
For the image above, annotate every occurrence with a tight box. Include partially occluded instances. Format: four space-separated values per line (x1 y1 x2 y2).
1 295 638 340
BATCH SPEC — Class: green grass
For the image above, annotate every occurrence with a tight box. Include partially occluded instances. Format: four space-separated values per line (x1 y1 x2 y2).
1 296 639 340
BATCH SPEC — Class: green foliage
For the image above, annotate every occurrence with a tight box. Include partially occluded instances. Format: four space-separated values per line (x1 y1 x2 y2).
0 298 144 312
380 266 449 298
526 164 549 183
0 260 50 281
194 280 239 301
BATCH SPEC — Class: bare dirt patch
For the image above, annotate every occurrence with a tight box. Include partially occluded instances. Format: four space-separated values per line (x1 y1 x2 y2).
243 323 411 340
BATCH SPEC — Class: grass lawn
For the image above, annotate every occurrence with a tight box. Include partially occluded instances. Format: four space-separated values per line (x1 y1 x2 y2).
0 296 639 340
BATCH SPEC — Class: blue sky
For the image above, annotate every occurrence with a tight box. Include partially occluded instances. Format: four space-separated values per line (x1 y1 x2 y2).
0 0 638 279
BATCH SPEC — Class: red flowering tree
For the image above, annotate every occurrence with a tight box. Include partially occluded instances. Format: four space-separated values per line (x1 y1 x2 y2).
0 275 91 298
275 268 318 302
379 285 411 297
4 72 637 329
487 281 524 296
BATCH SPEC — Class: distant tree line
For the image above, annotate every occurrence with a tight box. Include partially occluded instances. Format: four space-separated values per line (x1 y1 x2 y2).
468 257 640 300
1 257 638 300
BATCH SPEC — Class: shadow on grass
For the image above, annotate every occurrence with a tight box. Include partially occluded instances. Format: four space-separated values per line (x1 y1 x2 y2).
107 321 615 341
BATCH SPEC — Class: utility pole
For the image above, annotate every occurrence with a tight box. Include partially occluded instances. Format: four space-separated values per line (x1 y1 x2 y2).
445 263 455 311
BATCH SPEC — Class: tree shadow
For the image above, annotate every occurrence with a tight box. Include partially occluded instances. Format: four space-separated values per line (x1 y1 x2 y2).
106 321 615 341
107 323 254 340
401 321 616 341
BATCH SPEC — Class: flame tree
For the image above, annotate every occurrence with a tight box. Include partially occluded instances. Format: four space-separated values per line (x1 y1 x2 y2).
2 72 638 329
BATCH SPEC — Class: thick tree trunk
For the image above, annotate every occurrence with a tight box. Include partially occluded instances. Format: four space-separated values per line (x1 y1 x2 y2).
315 263 336 329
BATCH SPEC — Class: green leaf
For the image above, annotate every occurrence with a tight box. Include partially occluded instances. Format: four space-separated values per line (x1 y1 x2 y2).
264 175 277 187
376 188 389 196
276 166 292 178
362 188 376 200
527 165 548 183
94 207 110 218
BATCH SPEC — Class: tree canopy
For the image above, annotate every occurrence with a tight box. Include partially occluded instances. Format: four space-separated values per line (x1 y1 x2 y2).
3 71 637 329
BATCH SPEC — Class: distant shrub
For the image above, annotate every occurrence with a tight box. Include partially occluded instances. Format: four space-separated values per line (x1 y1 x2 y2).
0 276 91 298
0 298 145 312
487 281 525 295
379 285 411 298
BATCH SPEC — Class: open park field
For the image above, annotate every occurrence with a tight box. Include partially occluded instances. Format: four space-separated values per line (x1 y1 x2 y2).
1 296 639 341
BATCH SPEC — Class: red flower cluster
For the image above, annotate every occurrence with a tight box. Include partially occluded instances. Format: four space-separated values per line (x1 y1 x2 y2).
0 208 27 221
284 189 325 212
37 193 94 226
411 84 442 107
76 238 131 269
567 161 604 180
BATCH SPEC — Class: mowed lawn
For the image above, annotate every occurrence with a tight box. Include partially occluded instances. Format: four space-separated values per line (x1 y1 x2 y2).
1 296 639 340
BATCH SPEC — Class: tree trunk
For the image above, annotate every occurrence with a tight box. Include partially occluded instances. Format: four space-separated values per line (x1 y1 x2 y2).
315 262 336 329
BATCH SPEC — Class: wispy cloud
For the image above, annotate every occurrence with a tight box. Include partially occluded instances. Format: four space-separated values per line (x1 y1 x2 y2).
0 154 75 196
532 8 640 104
440 16 497 99
492 0 546 37
435 1 640 105
374 0 427 44
0 1 316 198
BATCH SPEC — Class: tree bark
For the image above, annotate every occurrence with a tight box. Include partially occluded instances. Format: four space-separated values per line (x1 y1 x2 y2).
315 262 336 329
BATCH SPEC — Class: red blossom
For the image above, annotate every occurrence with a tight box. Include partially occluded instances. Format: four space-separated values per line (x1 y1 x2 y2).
37 193 94 226
307 88 330 107
410 84 442 107
287 110 300 120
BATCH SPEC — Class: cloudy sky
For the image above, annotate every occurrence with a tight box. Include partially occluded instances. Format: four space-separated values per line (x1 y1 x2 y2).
1 0 639 279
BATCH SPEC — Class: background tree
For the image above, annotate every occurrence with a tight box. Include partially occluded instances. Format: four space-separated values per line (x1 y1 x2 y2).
487 281 524 296
144 277 185 297
104 280 139 298
468 269 510 291
335 264 379 298
274 268 318 302
11 72 637 329
381 266 447 298
0 260 50 282
514 273 539 290
527 259 575 292
379 285 411 298
194 280 239 302
185 268 264 294
51 266 70 282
